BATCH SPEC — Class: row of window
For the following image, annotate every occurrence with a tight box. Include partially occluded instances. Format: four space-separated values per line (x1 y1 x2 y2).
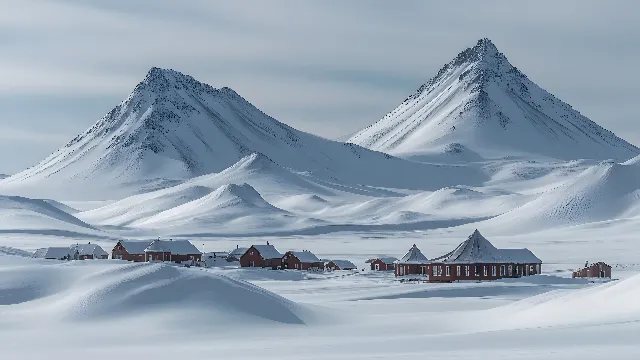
426 264 540 277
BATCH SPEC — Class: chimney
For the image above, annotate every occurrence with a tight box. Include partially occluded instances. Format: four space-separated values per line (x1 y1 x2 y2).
236 245 239 249
267 241 270 246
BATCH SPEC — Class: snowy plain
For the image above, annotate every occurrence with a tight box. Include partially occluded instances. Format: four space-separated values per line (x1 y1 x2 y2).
2 39 640 358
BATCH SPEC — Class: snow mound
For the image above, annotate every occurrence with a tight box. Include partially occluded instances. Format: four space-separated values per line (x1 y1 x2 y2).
0 246 32 257
348 38 638 161
0 195 94 231
403 143 485 164
0 260 313 324
488 274 638 329
485 160 640 231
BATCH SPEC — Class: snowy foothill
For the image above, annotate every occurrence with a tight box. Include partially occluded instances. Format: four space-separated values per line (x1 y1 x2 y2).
1 38 640 358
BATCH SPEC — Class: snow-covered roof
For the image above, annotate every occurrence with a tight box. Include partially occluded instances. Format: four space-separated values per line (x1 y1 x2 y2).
165 240 200 255
286 250 321 263
432 229 508 264
251 244 282 259
32 247 71 259
500 248 542 264
145 240 170 253
70 243 108 257
203 252 228 258
328 260 357 269
396 245 429 264
229 247 248 257
118 240 150 254
367 257 398 264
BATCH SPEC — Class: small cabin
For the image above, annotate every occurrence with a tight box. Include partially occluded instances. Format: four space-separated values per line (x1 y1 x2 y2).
367 257 397 271
240 243 283 269
572 262 612 279
325 259 357 271
282 250 324 271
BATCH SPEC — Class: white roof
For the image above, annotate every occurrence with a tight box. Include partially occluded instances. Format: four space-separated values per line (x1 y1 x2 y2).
203 252 228 258
287 250 321 263
229 247 248 257
432 230 508 264
368 257 398 264
500 248 542 264
145 240 170 253
70 243 108 257
165 240 200 255
251 244 282 259
118 240 150 254
32 247 71 259
397 245 429 264
329 260 357 269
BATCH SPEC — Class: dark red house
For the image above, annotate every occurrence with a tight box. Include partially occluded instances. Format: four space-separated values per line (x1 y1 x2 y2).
282 250 324 270
395 230 542 282
112 239 201 263
325 260 357 271
572 262 612 279
367 257 397 271
239 243 282 269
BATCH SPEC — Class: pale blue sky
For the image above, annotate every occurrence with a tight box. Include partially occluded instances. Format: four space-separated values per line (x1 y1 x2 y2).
1 0 639 173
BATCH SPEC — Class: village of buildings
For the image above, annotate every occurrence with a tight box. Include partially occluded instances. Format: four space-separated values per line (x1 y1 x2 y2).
31 230 612 282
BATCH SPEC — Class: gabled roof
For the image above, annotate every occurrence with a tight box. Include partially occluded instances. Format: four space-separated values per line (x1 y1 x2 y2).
165 240 200 255
432 229 508 264
145 240 170 253
118 240 149 255
229 247 248 257
328 260 357 269
287 250 321 263
70 243 108 257
367 257 398 264
396 244 429 264
32 247 71 259
500 248 542 264
250 244 282 259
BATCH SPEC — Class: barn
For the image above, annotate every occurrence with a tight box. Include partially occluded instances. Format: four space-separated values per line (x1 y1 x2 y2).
69 243 109 260
239 243 282 269
32 247 72 260
282 250 324 270
325 260 357 271
394 245 430 276
572 262 612 279
367 257 397 271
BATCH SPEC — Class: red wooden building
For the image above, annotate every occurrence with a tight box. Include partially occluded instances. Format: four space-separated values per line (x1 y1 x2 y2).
572 262 612 279
395 230 542 282
239 243 283 269
282 250 324 270
112 239 201 263
367 257 397 271
325 260 357 271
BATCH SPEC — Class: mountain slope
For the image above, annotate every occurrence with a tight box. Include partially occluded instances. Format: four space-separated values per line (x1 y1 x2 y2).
0 68 483 200
348 38 639 161
0 195 94 232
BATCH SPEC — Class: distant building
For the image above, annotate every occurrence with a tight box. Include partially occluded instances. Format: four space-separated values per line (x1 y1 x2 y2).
112 239 201 263
367 257 397 271
69 243 109 260
202 252 229 267
572 262 612 279
227 246 249 262
240 243 282 269
395 230 542 282
325 259 357 271
282 250 324 271
32 247 73 260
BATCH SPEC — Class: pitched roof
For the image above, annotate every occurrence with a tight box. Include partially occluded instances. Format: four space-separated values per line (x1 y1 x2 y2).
165 240 200 255
432 229 508 264
118 240 149 254
70 243 108 257
32 247 71 259
397 244 429 264
229 247 248 257
500 248 542 264
367 257 398 264
287 250 321 263
329 260 357 269
251 244 282 259
145 240 170 253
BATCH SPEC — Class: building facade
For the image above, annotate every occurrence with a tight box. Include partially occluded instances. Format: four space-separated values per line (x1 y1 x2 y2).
112 239 201 263
239 243 282 269
572 262 612 279
282 250 324 270
368 257 397 271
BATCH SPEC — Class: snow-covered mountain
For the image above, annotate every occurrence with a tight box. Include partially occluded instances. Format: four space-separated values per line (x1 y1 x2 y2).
348 38 639 162
0 67 483 200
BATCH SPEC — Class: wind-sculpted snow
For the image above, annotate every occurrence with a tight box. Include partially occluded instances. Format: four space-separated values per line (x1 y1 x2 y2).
349 38 638 161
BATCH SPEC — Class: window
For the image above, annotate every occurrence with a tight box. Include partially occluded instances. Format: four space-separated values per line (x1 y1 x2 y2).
475 266 480 277
420 266 426 275
508 265 513 276
500 265 505 276
465 266 470 277
483 266 488 276
492 265 496 276
536 264 540 274
446 266 450 276
437 266 442 276
456 266 461 276
375 263 380 271
249 251 254 256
